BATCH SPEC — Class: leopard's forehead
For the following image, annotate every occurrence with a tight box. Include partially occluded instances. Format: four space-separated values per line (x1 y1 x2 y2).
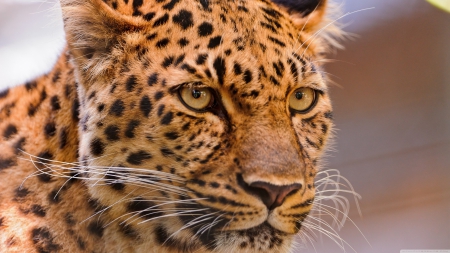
96 0 326 117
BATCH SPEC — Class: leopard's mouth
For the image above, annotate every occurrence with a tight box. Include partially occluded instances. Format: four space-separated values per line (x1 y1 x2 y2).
195 222 292 251
235 221 288 236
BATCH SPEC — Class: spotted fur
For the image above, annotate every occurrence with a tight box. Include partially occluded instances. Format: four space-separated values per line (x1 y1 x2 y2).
0 0 342 252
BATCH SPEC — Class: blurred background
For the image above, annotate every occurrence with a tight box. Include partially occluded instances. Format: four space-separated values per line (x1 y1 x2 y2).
0 0 449 252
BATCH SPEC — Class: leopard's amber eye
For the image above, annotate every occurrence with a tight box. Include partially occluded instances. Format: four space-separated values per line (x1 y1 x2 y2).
179 86 213 111
289 87 317 113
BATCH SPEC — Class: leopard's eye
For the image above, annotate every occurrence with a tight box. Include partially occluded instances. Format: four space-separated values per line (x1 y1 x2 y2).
289 87 317 113
179 86 214 111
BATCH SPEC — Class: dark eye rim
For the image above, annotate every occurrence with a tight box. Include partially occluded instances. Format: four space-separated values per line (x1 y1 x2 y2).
176 84 217 113
289 88 320 115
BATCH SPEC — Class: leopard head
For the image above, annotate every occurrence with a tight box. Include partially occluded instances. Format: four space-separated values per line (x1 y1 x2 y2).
61 0 339 251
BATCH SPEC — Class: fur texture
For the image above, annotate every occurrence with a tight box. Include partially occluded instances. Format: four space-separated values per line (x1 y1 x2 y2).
0 0 341 252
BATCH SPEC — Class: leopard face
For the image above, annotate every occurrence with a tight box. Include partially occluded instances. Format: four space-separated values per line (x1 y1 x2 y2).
61 0 338 251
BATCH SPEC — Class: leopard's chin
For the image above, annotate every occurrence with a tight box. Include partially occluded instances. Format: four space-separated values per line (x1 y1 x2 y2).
211 222 294 252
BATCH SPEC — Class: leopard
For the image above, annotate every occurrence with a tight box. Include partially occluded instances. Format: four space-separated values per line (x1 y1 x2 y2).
0 0 343 252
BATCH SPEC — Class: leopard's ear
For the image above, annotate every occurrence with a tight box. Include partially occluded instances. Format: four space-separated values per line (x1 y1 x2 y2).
271 0 328 30
60 0 145 80
272 0 342 53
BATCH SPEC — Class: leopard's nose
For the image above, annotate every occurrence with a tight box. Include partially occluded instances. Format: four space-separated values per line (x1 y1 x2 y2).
237 174 302 210
249 181 302 210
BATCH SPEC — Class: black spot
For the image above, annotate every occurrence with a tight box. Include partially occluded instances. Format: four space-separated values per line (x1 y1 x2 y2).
105 172 125 191
321 123 328 134
125 120 140 138
97 103 105 112
119 223 140 239
64 85 72 98
243 70 252 83
147 73 159 86
154 225 175 246
174 54 186 66
233 63 242 75
31 227 61 252
213 57 226 86
52 71 61 83
87 199 105 212
306 137 319 149
49 96 60 111
48 189 61 204
269 76 280 86
105 125 120 141
31 204 46 217
126 75 138 92
177 38 189 47
28 103 39 116
162 0 181 10
172 9 194 30
324 111 333 119
64 213 76 226
127 198 161 219
139 95 152 117
162 56 174 68
127 151 152 165
132 0 143 9
110 99 125 117
154 91 164 101
160 147 174 156
156 38 170 48
288 58 299 81
198 22 213 37
25 81 37 91
143 12 156 21
161 112 173 125
36 151 53 182
208 36 222 49
164 132 179 140
262 7 282 18
14 187 30 200
146 32 157 41
13 137 26 154
3 124 17 139
77 238 86 250
88 221 104 237
273 62 283 77
88 91 96 100
59 128 68 149
190 179 206 187
260 21 277 33
90 138 105 156
196 54 208 65
157 104 165 116
182 122 190 131
205 69 212 78
209 182 220 188
181 64 197 74
234 4 247 11
44 122 56 138
72 99 80 121
153 13 169 27
268 36 286 47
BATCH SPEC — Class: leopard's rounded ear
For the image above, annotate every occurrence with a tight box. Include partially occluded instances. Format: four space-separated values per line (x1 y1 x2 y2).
272 0 343 54
60 0 146 79
271 0 328 31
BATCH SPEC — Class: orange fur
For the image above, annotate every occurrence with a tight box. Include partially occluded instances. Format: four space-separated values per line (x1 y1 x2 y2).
0 0 340 252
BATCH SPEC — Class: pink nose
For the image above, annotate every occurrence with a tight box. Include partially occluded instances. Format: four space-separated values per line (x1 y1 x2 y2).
248 181 302 210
